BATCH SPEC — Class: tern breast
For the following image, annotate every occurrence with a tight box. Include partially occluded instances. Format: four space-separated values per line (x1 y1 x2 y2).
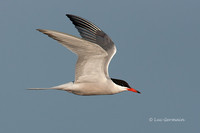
71 80 123 96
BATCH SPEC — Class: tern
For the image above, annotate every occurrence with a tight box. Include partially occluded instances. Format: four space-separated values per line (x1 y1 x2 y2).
30 14 141 95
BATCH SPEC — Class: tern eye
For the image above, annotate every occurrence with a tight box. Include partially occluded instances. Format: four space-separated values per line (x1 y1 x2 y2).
111 78 131 88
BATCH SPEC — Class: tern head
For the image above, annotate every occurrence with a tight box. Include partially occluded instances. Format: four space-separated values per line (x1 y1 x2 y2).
111 78 141 94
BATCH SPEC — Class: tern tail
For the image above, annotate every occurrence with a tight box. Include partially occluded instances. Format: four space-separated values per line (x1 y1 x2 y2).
28 82 74 91
28 87 63 90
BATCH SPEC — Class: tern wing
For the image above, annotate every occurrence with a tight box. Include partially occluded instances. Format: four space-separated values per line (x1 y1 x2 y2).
37 29 108 82
66 14 117 77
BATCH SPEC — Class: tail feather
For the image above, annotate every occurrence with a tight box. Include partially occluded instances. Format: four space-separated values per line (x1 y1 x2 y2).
28 87 62 90
28 82 73 91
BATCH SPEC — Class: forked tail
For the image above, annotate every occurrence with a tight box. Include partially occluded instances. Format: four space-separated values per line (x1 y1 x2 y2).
28 87 62 90
28 82 73 91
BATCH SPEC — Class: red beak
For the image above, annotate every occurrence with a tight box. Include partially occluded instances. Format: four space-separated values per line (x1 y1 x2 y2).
127 88 141 94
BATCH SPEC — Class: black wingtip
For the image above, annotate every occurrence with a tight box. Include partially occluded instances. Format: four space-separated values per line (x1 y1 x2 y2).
137 91 141 94
66 14 74 18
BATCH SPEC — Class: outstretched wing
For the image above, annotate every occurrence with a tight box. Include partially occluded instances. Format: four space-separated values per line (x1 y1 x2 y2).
37 14 117 83
66 14 117 77
37 29 108 82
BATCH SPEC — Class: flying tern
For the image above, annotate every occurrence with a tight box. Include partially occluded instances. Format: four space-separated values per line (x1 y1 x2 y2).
30 14 141 95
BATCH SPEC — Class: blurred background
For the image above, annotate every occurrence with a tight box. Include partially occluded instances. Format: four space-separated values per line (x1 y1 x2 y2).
0 0 200 132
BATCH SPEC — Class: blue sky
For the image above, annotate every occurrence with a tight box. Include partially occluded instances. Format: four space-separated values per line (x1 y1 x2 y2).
1 0 200 132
